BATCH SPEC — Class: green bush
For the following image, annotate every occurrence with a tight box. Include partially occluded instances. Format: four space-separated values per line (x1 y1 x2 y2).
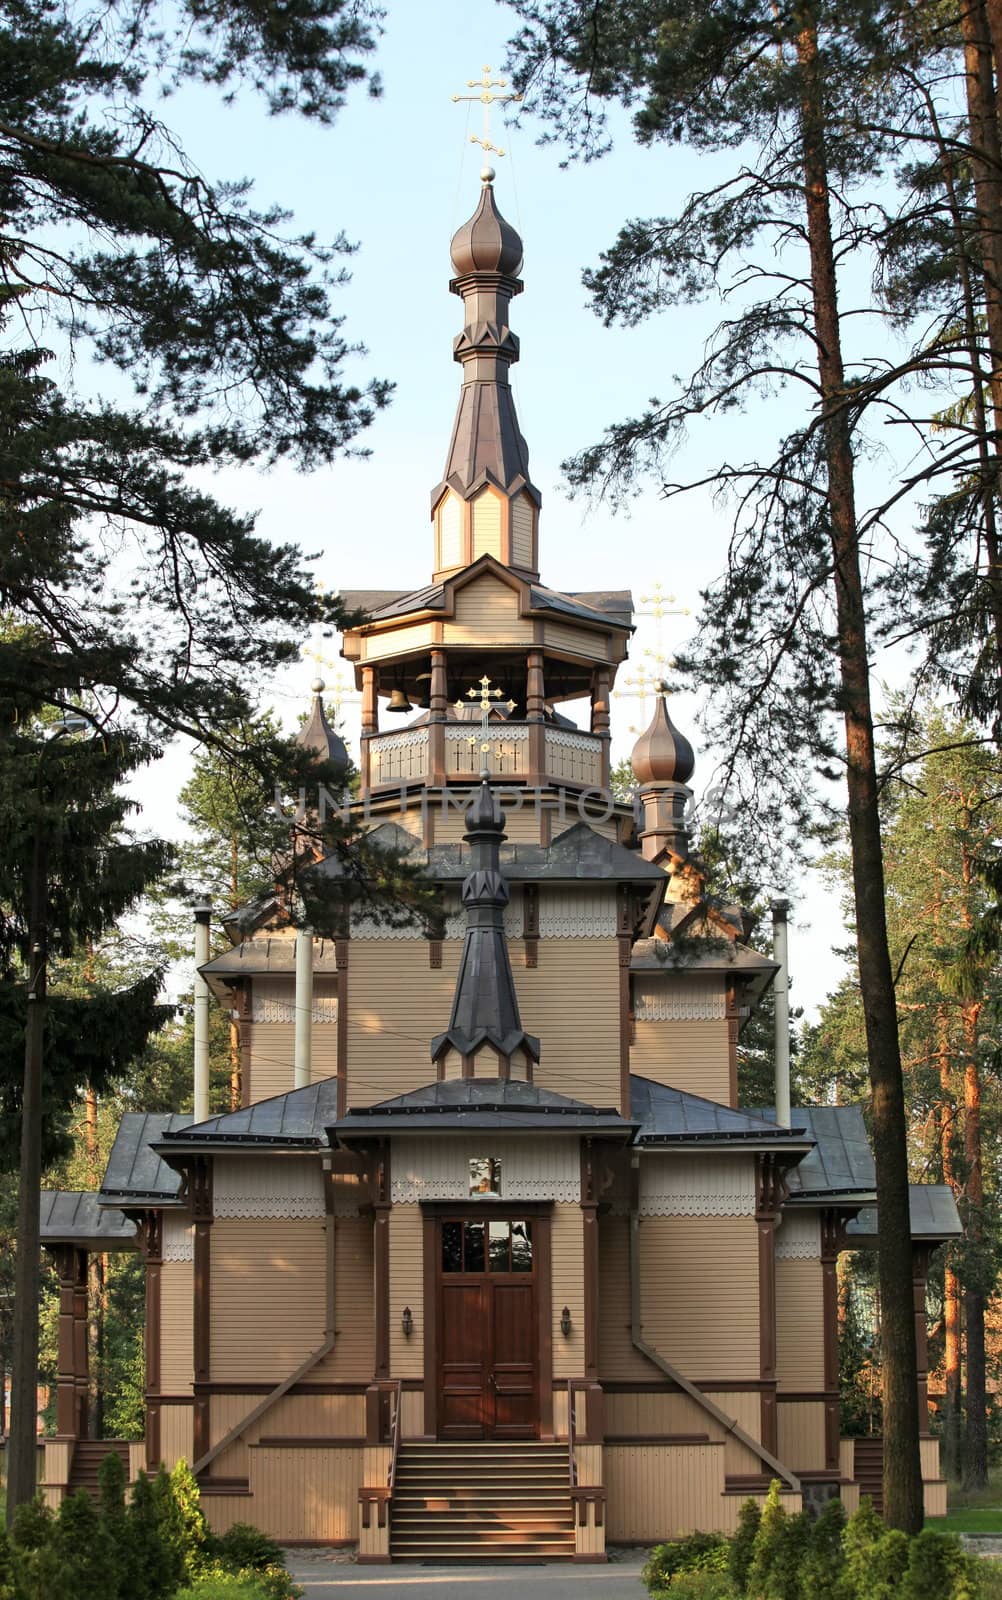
899 1529 979 1600
658 1574 736 1600
745 1481 788 1599
728 1499 761 1593
155 1460 209 1585
211 1522 285 1574
800 1497 845 1594
177 1565 303 1600
644 1531 729 1590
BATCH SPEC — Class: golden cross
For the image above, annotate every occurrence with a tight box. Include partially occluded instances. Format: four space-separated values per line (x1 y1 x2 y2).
454 674 516 774
451 64 523 159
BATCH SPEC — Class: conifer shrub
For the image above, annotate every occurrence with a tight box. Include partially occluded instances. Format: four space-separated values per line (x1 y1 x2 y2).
0 1525 15 1600
128 1470 182 1600
50 1490 113 1600
728 1498 761 1593
210 1522 284 1574
744 1481 787 1598
800 1495 845 1593
899 1528 980 1600
643 1531 729 1592
154 1459 209 1584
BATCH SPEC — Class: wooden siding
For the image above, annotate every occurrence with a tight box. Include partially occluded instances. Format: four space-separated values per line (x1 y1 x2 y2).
639 1217 759 1379
776 1258 825 1392
630 1017 733 1103
471 488 503 561
245 1021 295 1104
605 1389 726 1439
206 1390 367 1482
360 623 436 663
434 804 542 844
204 1447 360 1542
209 1219 326 1383
389 1205 423 1378
599 1216 653 1383
160 1260 193 1394
514 938 622 1109
437 492 463 570
315 1216 373 1381
606 1443 724 1540
777 1400 826 1471
345 940 461 1106
160 1404 193 1468
551 1204 584 1378
444 575 530 643
542 620 610 662
511 494 534 568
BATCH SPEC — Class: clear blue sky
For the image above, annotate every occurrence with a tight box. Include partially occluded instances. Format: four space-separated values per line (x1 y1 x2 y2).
132 0 856 1018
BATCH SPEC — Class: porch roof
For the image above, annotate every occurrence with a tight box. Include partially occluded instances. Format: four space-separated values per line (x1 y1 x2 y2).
748 1105 877 1201
631 1076 814 1151
332 1078 636 1138
40 1190 137 1250
847 1183 962 1245
99 1112 189 1204
153 1078 341 1154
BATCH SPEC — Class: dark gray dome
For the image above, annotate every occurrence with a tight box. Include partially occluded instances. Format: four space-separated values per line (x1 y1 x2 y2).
450 177 523 278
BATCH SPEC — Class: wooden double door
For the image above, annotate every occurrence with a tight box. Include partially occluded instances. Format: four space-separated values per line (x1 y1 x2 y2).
437 1215 538 1439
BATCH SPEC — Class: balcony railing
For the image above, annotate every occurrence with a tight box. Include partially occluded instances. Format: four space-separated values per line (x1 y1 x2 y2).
364 721 606 792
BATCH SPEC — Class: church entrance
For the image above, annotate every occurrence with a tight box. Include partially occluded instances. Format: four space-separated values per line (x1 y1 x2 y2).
436 1216 539 1439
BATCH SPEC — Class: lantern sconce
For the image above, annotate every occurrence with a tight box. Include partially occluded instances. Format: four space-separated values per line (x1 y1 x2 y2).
401 1306 414 1338
560 1305 572 1338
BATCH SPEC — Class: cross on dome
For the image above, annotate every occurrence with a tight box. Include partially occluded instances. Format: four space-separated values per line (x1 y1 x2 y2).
451 64 523 160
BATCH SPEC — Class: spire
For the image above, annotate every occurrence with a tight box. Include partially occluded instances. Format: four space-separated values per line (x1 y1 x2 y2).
431 170 541 580
430 778 540 1076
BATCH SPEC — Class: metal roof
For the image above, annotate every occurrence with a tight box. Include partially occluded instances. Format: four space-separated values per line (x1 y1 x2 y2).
749 1105 876 1198
847 1184 962 1244
155 1077 341 1150
339 576 632 633
100 1113 189 1203
333 1078 636 1137
41 1191 137 1249
200 936 340 997
631 1076 813 1148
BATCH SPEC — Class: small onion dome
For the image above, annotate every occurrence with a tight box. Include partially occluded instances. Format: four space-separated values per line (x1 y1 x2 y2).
297 679 349 777
631 695 695 786
450 174 523 278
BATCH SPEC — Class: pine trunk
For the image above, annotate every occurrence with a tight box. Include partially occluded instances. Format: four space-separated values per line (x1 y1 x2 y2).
963 1000 988 1488
939 1020 963 1481
796 12 922 1531
959 0 1002 698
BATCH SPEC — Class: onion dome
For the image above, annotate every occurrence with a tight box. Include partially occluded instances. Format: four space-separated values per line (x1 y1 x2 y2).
631 695 695 786
296 679 349 778
450 169 524 278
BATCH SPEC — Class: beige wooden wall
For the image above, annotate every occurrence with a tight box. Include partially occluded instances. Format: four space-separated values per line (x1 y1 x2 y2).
160 1260 193 1394
777 1400 826 1471
209 1218 327 1383
630 1018 732 1103
514 939 621 1107
388 1206 423 1379
775 1257 825 1391
551 1204 585 1378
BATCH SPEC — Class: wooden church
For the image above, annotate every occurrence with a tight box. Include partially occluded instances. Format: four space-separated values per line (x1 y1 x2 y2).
39 169 960 1560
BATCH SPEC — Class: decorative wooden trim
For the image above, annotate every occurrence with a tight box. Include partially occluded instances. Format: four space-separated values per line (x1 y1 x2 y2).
237 981 252 1110
524 882 539 967
137 1211 164 1469
605 1433 712 1445
422 1213 438 1440
373 1142 390 1380
777 1391 838 1404
820 1208 843 1471
335 938 349 1119
153 1395 196 1406
725 981 739 1109
52 1244 88 1440
601 1380 775 1394
536 1211 554 1438
428 938 443 969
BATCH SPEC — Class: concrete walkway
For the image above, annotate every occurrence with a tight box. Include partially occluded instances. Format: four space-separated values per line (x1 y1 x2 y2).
286 1555 648 1599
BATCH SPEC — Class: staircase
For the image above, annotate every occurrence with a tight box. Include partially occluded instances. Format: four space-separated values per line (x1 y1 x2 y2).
68 1440 131 1502
390 1441 576 1561
853 1437 884 1516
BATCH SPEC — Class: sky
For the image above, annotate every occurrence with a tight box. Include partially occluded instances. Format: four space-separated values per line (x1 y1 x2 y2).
122 0 860 1018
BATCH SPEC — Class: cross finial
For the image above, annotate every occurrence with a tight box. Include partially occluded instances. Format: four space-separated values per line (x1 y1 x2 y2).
453 674 517 776
452 64 523 160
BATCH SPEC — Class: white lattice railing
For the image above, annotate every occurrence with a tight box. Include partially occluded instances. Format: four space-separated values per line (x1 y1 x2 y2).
544 727 603 786
369 727 429 784
366 721 605 787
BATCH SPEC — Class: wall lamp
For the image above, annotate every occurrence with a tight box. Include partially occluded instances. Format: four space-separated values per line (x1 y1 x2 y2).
560 1306 572 1338
401 1306 414 1338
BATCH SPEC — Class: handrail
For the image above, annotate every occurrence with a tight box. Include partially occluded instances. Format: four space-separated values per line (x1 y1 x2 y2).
568 1378 583 1489
387 1378 403 1494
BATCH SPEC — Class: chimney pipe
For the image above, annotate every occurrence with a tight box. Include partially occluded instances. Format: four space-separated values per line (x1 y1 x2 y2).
193 897 212 1124
294 926 314 1090
771 898 791 1129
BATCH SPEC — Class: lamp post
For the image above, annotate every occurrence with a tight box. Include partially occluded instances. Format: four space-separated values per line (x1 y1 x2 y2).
6 714 87 1522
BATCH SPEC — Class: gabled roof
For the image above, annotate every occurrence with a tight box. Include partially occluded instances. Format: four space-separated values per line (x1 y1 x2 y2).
749 1105 876 1200
41 1191 137 1249
333 1078 635 1137
631 936 776 977
339 567 632 634
631 1076 813 1150
848 1184 962 1244
100 1113 189 1204
155 1078 341 1153
200 935 340 998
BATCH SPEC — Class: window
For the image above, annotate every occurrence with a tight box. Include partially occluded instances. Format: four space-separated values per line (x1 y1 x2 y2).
441 1219 533 1273
469 1156 502 1197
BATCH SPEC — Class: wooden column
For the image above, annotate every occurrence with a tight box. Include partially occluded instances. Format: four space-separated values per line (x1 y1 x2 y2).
579 1141 605 1445
53 1245 87 1439
138 1211 163 1470
373 1142 391 1381
820 1209 843 1472
591 667 612 790
913 1244 933 1432
360 666 378 791
237 981 252 1109
191 1157 213 1468
756 1156 780 1456
335 937 349 1119
429 649 447 786
526 649 545 782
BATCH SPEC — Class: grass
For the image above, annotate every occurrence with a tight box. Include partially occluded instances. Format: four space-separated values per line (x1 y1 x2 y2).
929 1507 1002 1532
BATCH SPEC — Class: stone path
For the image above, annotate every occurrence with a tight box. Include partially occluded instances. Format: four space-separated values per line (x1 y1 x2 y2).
285 1553 648 1600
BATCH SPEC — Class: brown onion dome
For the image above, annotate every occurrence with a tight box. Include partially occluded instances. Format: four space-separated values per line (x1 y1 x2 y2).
631 695 696 786
297 679 349 778
450 169 523 278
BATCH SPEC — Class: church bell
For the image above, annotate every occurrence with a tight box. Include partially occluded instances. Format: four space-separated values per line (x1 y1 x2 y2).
386 686 413 713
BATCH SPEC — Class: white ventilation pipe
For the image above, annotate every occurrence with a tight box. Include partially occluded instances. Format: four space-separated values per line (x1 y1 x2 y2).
771 898 791 1129
294 926 314 1090
193 897 212 1124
